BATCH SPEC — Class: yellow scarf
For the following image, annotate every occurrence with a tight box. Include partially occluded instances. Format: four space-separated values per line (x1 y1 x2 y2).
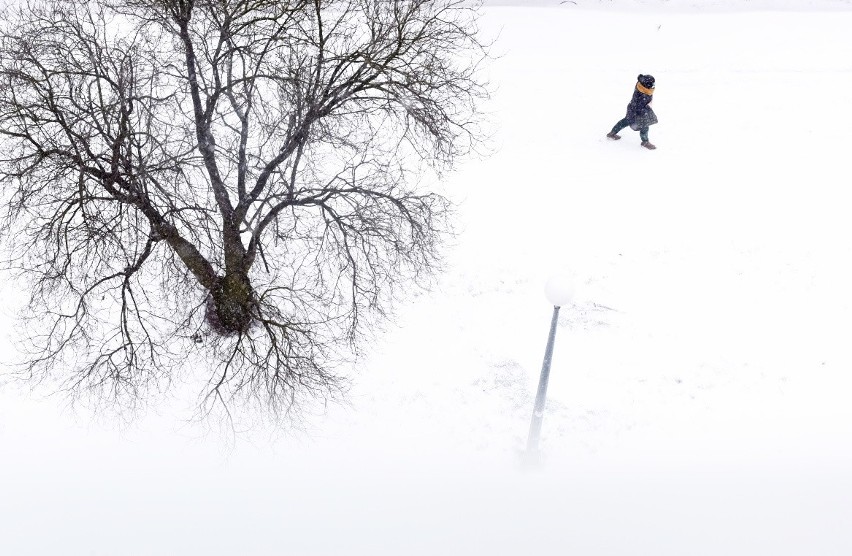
636 82 655 95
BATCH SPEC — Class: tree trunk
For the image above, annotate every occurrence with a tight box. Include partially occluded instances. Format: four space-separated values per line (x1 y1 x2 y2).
206 271 256 334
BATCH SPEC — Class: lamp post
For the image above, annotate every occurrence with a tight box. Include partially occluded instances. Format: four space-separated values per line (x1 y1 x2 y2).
526 274 575 463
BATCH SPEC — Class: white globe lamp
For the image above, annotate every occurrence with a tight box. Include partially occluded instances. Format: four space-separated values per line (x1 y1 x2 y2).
544 274 575 307
527 273 576 464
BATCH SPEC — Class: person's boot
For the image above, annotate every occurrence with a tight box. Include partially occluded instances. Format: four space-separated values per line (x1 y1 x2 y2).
641 141 656 150
606 132 621 140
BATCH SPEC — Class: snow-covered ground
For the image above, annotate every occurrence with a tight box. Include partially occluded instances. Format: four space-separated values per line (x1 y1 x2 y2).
3 2 852 555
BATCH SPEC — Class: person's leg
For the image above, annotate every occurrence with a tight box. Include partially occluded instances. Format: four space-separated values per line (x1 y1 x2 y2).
639 127 656 149
607 118 630 139
610 118 630 134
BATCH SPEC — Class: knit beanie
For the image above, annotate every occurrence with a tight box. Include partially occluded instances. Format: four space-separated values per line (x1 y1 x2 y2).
638 74 655 88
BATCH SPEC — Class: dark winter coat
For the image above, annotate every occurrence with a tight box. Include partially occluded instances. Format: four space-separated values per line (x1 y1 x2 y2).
625 77 658 130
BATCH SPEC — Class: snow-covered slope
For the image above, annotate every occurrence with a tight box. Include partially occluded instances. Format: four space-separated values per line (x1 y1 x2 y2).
484 0 852 11
3 4 852 555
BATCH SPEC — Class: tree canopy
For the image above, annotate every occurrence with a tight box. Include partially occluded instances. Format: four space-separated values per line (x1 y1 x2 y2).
0 0 488 420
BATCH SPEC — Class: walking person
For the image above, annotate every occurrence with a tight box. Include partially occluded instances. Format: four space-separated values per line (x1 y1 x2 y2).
607 74 658 150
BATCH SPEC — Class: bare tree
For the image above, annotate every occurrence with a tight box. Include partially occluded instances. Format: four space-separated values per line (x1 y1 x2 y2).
0 0 488 419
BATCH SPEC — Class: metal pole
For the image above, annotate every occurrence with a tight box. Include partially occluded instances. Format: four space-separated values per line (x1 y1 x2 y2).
526 305 561 461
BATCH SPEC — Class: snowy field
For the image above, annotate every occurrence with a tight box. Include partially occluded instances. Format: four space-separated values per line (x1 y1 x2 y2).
3 1 852 555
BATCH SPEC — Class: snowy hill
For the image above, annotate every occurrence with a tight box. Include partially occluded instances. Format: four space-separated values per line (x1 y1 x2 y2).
483 0 852 10
3 2 852 555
